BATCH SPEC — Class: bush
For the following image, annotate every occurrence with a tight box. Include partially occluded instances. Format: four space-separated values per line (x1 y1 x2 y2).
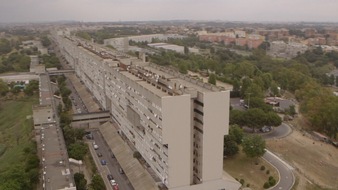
239 179 245 185
269 176 274 181
263 182 270 189
266 170 270 174
260 165 265 171
246 184 250 187
269 177 276 186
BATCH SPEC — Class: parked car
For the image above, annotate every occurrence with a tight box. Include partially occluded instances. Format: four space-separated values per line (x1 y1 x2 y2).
110 179 116 186
94 144 99 150
260 126 272 133
107 174 114 180
97 153 103 157
100 160 107 165
119 168 124 174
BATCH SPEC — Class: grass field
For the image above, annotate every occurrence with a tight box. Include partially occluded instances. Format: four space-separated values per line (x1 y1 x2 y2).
223 148 279 190
0 96 38 170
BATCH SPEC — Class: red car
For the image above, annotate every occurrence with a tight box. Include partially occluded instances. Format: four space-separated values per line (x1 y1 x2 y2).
113 183 119 190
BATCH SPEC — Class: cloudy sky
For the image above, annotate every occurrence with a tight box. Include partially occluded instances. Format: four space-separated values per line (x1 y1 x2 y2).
0 0 337 23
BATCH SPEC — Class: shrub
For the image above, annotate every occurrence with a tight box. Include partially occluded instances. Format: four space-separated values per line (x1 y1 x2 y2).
260 165 265 170
269 177 276 186
263 182 270 189
239 179 245 185
246 184 250 187
266 170 270 174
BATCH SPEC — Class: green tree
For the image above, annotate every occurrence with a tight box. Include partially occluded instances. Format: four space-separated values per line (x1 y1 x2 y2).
229 125 244 144
90 174 106 190
0 79 9 96
229 110 246 126
0 38 12 54
24 80 39 96
223 135 239 157
265 112 282 127
179 63 188 74
68 142 88 160
242 135 266 158
41 36 51 47
244 108 266 131
74 173 87 190
208 73 216 85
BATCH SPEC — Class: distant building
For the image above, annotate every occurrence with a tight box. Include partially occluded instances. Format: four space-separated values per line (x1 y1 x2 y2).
255 28 289 41
268 41 308 59
199 32 263 49
104 34 186 52
148 43 199 54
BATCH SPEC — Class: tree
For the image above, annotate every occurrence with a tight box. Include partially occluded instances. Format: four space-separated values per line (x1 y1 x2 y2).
90 174 106 190
208 73 216 85
178 63 188 74
223 135 239 157
229 110 246 126
74 173 87 190
229 125 244 144
265 112 282 127
68 142 88 160
41 36 51 47
244 108 266 131
24 80 39 96
0 38 12 54
242 135 266 158
0 79 9 96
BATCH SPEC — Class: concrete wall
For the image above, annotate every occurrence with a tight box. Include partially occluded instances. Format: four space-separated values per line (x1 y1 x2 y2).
202 91 229 181
162 94 192 188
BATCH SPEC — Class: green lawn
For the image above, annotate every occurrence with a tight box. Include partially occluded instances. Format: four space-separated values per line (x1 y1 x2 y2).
0 96 38 170
223 148 279 190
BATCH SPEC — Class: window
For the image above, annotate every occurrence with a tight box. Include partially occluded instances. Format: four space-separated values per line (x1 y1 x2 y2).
194 100 204 107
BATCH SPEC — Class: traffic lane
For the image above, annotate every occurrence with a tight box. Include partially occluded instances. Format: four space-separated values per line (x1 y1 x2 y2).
261 123 292 139
92 130 133 190
87 141 113 190
263 150 295 190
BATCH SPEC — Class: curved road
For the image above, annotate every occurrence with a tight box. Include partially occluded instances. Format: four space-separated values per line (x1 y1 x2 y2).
261 123 292 139
263 149 295 190
262 123 295 190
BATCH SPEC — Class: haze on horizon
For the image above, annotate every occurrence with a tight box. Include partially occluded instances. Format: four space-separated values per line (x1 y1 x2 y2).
1 0 338 23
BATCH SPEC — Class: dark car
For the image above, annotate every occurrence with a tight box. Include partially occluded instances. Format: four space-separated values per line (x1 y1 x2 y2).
107 174 114 180
100 160 107 165
260 126 272 133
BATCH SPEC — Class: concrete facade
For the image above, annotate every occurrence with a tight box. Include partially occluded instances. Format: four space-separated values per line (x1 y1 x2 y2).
54 32 240 190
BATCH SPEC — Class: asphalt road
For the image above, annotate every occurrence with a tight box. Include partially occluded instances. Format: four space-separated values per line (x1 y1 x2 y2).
90 130 134 190
261 123 292 139
263 150 295 190
261 123 295 190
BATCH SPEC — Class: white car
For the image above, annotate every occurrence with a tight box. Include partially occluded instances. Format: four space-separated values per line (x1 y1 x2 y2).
110 179 116 186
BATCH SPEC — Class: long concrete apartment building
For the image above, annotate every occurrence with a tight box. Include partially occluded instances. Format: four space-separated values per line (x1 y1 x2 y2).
54 32 240 190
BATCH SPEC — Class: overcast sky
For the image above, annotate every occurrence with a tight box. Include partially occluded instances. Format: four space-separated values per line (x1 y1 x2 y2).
1 0 338 23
